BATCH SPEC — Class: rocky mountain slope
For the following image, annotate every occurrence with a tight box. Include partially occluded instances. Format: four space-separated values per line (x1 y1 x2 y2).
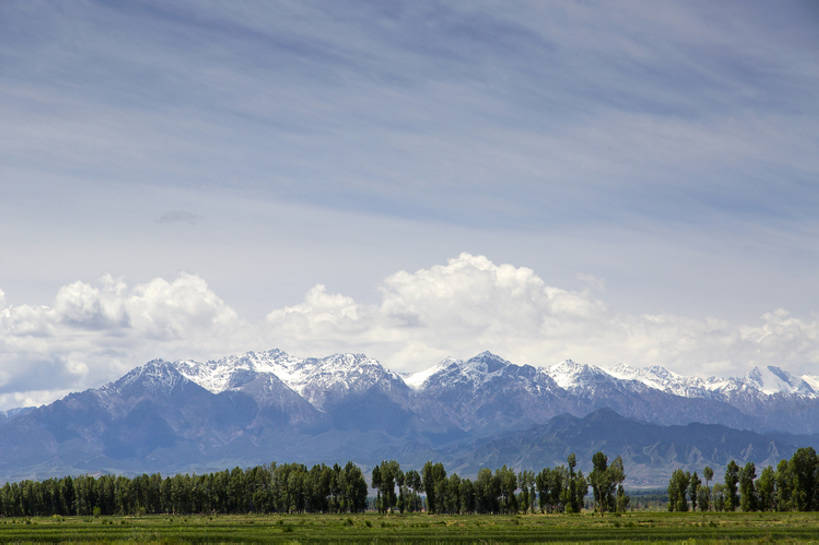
0 348 816 484
440 408 818 486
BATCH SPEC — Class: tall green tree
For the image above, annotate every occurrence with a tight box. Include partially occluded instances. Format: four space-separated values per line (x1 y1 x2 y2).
475 468 499 514
775 459 793 511
372 460 401 513
403 469 423 513
589 452 625 515
703 466 714 489
688 472 701 511
574 470 588 512
564 453 585 513
739 462 758 512
495 465 518 514
756 465 775 511
696 482 711 512
712 483 727 512
421 461 447 514
789 447 817 511
517 470 535 513
459 478 476 514
667 469 690 512
724 461 740 511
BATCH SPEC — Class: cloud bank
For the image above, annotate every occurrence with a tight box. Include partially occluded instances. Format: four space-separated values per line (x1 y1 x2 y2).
1 254 817 409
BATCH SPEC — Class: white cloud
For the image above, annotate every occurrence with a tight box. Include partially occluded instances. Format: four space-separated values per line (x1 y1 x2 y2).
54 275 128 329
264 253 819 375
0 273 249 408
0 389 74 413
125 273 240 341
1 254 818 410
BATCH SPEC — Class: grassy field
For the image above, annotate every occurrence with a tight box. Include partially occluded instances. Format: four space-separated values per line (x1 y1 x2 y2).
0 511 816 544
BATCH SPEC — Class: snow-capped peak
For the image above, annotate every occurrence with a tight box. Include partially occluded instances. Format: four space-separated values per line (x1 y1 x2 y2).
171 349 402 400
746 365 815 396
406 351 518 393
105 348 818 417
402 358 458 390
602 362 707 396
111 358 186 393
289 352 404 392
285 352 407 409
597 361 818 400
463 351 512 374
547 359 610 390
173 348 299 394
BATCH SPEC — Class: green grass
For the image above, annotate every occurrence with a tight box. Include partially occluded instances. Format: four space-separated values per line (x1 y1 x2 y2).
0 511 816 544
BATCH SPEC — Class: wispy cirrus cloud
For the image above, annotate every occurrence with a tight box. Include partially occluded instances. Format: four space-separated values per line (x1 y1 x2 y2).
1 0 817 228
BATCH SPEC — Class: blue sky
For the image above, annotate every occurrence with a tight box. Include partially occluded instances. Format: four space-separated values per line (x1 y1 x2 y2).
0 1 818 407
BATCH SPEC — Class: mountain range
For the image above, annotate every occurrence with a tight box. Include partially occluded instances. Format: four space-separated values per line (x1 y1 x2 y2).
0 349 816 485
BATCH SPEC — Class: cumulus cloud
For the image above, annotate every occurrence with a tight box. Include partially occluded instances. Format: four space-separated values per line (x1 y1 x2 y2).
54 275 129 329
0 273 249 408
1 254 818 409
261 253 619 368
264 253 819 375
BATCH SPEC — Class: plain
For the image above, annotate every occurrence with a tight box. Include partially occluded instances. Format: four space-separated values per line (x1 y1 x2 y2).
0 511 818 544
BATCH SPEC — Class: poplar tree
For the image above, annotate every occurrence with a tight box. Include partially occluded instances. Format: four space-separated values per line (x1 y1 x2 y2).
739 462 757 512
756 465 775 511
724 461 740 511
687 472 701 511
421 461 446 514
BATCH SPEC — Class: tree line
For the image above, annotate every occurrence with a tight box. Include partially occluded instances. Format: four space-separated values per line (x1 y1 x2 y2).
0 452 628 517
371 452 628 515
0 462 368 516
667 447 819 512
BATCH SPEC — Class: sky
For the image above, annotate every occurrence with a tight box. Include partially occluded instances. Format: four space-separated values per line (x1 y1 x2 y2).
1 0 818 409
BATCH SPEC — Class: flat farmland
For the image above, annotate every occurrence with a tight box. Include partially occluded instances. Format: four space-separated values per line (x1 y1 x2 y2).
0 511 816 544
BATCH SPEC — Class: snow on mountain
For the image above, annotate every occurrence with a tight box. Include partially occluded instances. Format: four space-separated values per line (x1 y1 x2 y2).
402 358 457 390
410 351 563 432
602 362 816 400
442 351 514 386
547 359 613 390
605 362 717 398
745 365 816 396
110 359 188 394
0 347 815 485
416 351 555 395
170 349 407 411
285 352 408 409
53 346 818 434
462 351 513 374
173 348 299 394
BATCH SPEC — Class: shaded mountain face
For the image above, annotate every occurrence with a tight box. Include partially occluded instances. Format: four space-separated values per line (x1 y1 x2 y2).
0 349 816 484
407 355 801 434
440 408 819 487
409 352 564 433
605 362 819 433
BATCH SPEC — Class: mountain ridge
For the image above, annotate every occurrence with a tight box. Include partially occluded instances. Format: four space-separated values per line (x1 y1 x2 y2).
68 347 816 411
6 348 814 433
0 348 816 485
